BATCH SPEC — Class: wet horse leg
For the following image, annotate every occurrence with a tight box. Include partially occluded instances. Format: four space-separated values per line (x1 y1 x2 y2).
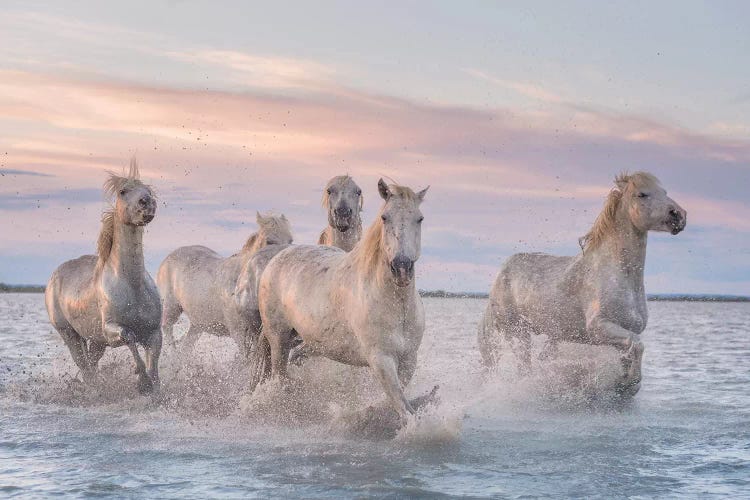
103 321 151 393
179 324 203 354
586 316 644 388
264 327 294 379
369 351 415 421
143 329 162 390
160 299 182 346
86 340 107 376
56 325 95 382
509 319 532 375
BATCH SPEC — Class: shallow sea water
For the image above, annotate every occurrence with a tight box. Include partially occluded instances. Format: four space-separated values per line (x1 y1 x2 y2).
1 293 748 498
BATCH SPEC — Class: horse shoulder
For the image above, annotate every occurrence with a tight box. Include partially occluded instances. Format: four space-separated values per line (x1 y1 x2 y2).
583 265 647 333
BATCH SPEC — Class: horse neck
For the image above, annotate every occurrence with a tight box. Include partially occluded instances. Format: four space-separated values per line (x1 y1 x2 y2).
330 219 362 251
586 204 647 283
107 217 146 283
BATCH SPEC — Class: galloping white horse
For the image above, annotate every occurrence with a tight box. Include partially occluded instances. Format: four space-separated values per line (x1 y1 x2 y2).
157 212 293 353
254 179 429 420
45 160 162 393
478 172 687 394
318 175 363 251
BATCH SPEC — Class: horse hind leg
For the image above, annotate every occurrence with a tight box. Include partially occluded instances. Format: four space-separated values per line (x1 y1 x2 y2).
513 325 533 376
229 309 262 362
263 325 294 379
86 340 107 379
179 324 203 354
287 334 310 366
160 297 182 346
478 302 520 369
247 334 272 391
54 323 97 383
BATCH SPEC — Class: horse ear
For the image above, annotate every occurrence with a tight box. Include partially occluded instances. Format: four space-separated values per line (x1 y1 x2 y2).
378 178 391 200
281 214 288 221
256 211 263 224
614 173 629 192
416 186 429 203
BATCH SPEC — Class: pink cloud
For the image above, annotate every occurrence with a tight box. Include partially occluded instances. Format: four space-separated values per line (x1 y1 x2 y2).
1 68 748 291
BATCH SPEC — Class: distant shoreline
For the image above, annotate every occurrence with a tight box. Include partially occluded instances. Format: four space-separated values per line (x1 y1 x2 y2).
1 284 748 302
418 291 750 302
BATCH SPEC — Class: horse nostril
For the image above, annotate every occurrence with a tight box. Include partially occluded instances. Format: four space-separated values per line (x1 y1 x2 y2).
392 257 413 272
669 209 680 219
139 196 150 207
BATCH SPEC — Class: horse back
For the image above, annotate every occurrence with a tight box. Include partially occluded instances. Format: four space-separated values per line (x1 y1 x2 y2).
493 252 585 336
158 245 231 319
259 244 350 339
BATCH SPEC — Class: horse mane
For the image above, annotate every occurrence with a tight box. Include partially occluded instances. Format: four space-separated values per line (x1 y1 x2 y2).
321 175 364 210
579 171 660 251
96 158 147 271
352 184 418 279
95 210 116 273
241 234 259 253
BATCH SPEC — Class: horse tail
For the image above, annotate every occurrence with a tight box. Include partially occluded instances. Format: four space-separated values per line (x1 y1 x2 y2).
247 334 271 391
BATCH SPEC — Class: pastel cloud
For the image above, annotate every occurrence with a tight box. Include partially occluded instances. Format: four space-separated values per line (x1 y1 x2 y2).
0 62 748 293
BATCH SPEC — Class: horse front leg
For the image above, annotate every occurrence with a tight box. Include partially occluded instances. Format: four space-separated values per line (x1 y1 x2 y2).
586 316 644 389
144 329 162 391
369 351 415 421
103 321 152 394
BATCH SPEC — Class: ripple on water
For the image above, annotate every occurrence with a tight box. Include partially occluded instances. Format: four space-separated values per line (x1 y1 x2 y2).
0 294 749 497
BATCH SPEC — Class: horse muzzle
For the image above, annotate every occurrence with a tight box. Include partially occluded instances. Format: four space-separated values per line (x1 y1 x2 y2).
332 206 355 232
667 209 687 235
135 208 156 226
390 256 415 287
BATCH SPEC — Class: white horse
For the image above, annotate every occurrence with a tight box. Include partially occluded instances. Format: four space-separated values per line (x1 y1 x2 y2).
228 242 293 361
254 179 429 420
318 175 363 251
478 172 686 394
45 160 162 393
157 212 293 353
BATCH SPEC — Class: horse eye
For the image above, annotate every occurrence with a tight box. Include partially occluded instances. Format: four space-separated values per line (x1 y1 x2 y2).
356 189 362 196
381 215 387 222
417 216 424 223
327 188 333 195
119 189 127 196
637 192 648 198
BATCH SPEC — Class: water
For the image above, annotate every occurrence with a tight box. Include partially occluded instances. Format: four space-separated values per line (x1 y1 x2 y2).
1 293 748 498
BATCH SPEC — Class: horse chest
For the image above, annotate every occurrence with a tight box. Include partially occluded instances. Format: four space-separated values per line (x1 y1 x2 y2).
101 279 161 332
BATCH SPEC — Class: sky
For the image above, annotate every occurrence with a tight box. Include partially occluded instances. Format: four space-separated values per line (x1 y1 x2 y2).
0 1 748 294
